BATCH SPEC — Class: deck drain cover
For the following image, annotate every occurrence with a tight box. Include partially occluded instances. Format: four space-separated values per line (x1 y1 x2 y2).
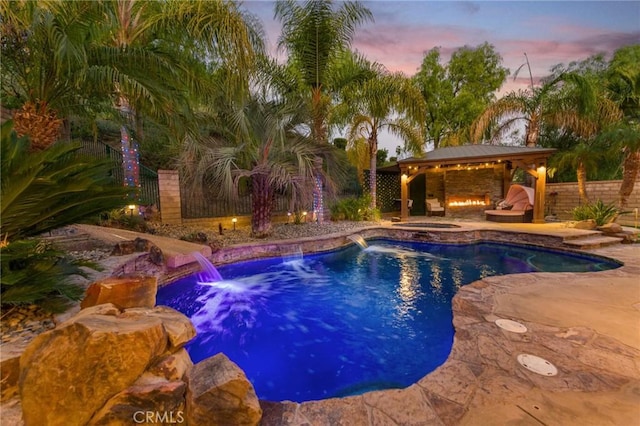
517 354 557 376
495 319 527 333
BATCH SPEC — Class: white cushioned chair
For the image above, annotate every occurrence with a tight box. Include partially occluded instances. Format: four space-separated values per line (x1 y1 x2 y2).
426 198 445 216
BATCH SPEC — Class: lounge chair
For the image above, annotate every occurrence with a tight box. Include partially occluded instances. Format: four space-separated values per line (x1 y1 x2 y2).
426 198 445 216
484 185 534 223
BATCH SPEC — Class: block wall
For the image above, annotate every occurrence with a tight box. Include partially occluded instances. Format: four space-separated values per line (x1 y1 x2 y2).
546 180 640 225
158 170 182 225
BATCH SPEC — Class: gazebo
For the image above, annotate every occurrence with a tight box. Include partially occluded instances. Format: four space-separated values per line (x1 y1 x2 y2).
396 145 556 223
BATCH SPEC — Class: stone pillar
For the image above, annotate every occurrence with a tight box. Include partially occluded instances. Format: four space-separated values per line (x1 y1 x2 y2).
158 170 182 225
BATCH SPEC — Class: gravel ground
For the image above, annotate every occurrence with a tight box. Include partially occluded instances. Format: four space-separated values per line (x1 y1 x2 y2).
145 220 384 247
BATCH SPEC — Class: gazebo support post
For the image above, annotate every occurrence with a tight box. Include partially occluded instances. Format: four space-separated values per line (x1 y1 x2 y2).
400 169 409 220
533 164 547 223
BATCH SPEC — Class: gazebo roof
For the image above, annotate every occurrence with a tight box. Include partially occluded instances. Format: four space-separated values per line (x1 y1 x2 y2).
398 145 556 167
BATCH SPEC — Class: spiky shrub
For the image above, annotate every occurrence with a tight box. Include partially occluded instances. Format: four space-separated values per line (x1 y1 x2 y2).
0 240 90 312
1 121 128 311
571 204 592 222
571 200 622 226
1 121 129 240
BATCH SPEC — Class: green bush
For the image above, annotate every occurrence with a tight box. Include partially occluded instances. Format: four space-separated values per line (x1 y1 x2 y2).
330 195 380 221
95 208 150 233
0 240 91 313
571 204 592 222
571 200 621 226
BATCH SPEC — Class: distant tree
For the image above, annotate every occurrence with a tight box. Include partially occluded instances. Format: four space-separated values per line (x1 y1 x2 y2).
412 43 508 148
376 148 388 166
333 137 348 150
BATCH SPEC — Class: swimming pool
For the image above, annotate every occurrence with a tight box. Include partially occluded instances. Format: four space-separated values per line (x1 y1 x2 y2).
157 239 619 402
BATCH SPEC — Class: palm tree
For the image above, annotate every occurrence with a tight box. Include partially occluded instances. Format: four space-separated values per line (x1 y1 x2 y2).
1 0 96 145
274 0 373 145
551 140 611 204
472 67 623 147
340 72 425 209
1 0 261 144
605 45 640 208
472 85 552 147
179 92 337 237
98 0 261 124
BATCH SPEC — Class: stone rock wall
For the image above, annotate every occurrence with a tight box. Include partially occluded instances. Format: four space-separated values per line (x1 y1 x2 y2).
16 275 262 426
444 166 504 219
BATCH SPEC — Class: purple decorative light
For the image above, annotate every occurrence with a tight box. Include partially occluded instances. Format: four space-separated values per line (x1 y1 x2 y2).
120 126 140 200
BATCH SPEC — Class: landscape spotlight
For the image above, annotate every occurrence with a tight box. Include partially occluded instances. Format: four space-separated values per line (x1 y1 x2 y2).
232 217 238 231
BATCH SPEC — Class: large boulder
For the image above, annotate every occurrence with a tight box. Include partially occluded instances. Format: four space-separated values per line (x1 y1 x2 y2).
147 348 193 381
573 219 597 230
88 378 186 426
121 306 196 349
0 352 20 401
598 223 623 234
185 353 262 426
19 311 168 426
81 276 157 310
111 237 156 256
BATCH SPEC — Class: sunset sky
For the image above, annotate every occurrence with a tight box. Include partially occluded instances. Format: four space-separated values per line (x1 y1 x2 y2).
243 0 640 151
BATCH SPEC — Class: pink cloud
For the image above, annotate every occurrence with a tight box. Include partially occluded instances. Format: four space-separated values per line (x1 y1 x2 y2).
352 18 638 94
353 23 489 75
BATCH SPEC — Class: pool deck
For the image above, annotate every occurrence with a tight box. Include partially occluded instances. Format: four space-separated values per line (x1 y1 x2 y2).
4 221 639 425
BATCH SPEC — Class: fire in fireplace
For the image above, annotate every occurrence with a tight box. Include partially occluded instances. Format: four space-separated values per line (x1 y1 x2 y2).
448 194 491 207
449 199 486 207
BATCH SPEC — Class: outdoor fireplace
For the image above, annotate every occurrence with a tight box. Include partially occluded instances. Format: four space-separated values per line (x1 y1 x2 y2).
448 193 491 207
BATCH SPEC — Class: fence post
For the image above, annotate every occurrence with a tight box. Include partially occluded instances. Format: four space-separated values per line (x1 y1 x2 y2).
158 170 182 225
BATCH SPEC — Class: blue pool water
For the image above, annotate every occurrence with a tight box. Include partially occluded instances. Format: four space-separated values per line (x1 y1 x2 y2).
157 240 619 402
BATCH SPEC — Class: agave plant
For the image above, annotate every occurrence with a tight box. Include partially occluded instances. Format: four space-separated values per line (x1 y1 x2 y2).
571 199 622 226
